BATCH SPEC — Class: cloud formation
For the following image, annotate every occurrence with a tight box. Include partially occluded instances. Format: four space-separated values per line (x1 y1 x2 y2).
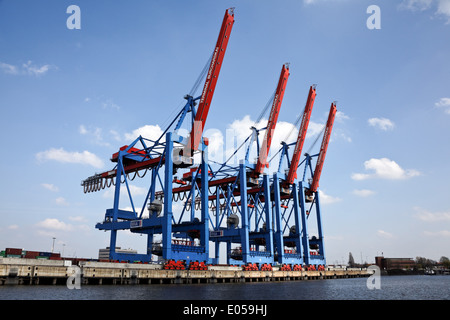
368 117 395 131
352 158 420 180
352 189 375 197
414 207 450 222
0 60 55 76
435 97 450 114
319 190 342 204
36 148 104 168
377 230 394 239
400 0 450 23
41 183 59 192
36 218 72 232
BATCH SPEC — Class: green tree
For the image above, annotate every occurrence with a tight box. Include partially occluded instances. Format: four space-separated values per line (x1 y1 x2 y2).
348 252 356 267
439 256 450 269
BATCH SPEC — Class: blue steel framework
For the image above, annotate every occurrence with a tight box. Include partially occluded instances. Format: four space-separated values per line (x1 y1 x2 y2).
93 114 211 263
82 9 334 268
207 132 329 267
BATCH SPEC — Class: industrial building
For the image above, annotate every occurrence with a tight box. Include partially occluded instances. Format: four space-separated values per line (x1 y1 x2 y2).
375 256 415 271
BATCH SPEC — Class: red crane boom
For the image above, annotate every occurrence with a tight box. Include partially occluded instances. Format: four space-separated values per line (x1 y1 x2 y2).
309 102 336 194
253 63 290 176
284 85 316 185
184 8 235 156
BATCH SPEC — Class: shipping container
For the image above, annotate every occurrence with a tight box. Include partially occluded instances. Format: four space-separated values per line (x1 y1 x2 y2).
6 248 23 255
25 251 40 259
39 252 52 257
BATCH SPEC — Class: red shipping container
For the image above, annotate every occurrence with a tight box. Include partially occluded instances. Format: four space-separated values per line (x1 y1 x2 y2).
6 248 22 255
25 251 39 258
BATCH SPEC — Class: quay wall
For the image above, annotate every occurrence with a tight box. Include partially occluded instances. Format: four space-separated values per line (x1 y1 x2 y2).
0 257 372 285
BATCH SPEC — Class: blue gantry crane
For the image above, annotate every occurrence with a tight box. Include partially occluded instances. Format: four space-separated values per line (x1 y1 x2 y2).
81 8 337 270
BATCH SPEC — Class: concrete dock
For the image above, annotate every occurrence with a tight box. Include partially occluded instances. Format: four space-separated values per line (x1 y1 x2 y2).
0 257 372 285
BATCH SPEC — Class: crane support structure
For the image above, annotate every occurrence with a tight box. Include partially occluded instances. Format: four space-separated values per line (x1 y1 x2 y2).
81 8 337 270
254 63 290 176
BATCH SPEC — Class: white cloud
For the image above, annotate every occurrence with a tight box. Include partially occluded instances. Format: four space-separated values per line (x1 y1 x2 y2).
435 97 450 114
0 60 55 76
55 197 69 206
352 189 375 197
351 158 420 180
399 0 450 23
79 125 110 146
414 207 450 222
101 99 121 110
203 128 224 162
423 230 450 237
0 62 19 75
306 121 326 140
319 190 342 204
436 0 450 23
377 230 394 239
399 0 433 11
41 183 59 192
79 125 88 135
22 60 53 76
36 148 104 168
368 117 395 131
8 225 19 230
36 218 72 231
335 111 350 122
125 124 164 143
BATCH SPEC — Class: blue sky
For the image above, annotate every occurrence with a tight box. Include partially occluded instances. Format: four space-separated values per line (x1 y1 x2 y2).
1 0 449 265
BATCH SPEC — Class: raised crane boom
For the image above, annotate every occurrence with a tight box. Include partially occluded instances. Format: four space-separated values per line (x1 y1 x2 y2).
184 7 235 156
285 85 316 185
81 9 235 192
253 63 290 176
309 102 336 193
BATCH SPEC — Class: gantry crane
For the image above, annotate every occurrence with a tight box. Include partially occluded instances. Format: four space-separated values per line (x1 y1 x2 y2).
206 63 289 265
81 8 235 263
81 8 337 269
298 101 336 266
268 84 317 265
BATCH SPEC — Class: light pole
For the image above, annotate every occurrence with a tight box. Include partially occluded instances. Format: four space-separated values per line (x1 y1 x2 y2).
52 237 56 253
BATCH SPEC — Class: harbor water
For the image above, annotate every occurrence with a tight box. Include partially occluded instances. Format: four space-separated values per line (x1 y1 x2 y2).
0 275 449 300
